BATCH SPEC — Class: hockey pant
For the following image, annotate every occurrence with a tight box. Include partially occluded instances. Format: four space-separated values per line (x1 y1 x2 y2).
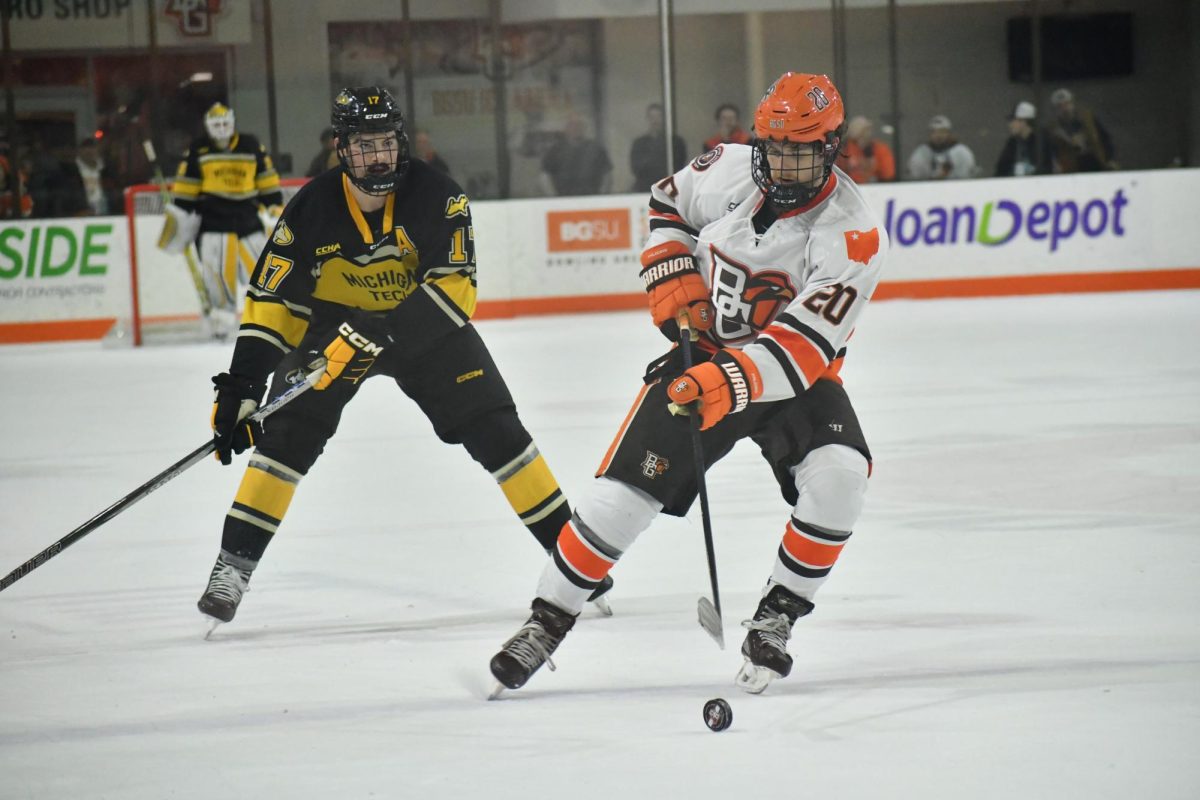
217 323 570 563
537 375 871 615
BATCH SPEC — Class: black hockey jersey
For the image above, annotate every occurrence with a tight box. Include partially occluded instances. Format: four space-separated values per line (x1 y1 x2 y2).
172 132 283 236
230 160 478 381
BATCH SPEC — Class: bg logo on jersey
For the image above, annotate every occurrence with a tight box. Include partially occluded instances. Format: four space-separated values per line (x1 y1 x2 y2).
710 247 797 343
547 209 631 252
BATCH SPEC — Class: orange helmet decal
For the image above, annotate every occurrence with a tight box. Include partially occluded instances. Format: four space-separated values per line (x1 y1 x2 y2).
754 72 845 143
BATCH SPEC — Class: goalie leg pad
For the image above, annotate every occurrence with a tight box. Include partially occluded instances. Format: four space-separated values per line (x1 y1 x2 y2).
157 202 200 254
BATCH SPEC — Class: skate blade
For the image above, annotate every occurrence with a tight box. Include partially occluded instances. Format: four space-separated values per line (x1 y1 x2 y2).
734 659 781 695
201 616 225 640
590 595 614 617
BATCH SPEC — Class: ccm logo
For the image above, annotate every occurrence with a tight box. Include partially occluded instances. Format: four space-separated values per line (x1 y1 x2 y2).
547 209 631 252
338 322 384 356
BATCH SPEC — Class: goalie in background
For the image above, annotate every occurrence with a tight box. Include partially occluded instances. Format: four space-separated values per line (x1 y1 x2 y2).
158 103 283 339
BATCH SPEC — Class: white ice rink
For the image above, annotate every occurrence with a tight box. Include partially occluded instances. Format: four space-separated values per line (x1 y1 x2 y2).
2 291 1198 799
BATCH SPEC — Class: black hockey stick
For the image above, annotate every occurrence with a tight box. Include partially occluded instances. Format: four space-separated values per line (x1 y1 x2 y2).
0 359 327 594
674 315 725 649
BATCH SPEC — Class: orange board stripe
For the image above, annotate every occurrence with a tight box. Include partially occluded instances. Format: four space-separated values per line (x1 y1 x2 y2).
0 318 116 344
3 270 1197 345
874 268 1200 300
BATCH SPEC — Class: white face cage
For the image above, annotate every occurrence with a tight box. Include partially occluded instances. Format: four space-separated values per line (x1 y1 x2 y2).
205 108 236 146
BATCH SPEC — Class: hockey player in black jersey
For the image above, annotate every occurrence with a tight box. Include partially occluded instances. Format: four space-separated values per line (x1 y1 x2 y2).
161 103 283 339
198 86 609 628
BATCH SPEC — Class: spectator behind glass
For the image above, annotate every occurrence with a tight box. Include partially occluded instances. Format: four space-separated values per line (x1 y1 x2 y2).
629 102 687 193
59 138 120 215
907 115 977 180
836 115 895 183
539 114 612 196
1048 88 1116 173
994 101 1053 177
0 137 32 218
413 130 451 176
701 102 751 153
305 127 338 178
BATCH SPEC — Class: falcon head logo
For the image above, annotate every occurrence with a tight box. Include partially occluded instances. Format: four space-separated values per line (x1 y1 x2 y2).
742 271 797 330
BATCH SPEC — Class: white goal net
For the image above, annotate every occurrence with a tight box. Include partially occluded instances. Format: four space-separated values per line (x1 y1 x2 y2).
121 178 308 345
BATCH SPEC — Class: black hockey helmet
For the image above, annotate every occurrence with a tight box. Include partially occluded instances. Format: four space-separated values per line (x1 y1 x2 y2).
331 86 410 195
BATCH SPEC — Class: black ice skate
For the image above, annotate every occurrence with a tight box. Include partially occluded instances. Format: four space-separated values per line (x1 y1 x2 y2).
587 574 615 616
488 599 576 697
734 584 815 694
197 550 256 634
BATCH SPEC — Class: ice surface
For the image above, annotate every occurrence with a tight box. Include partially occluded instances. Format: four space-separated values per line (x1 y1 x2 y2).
2 292 1198 799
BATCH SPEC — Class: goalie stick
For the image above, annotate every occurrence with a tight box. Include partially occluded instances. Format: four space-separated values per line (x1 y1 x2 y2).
675 315 725 649
0 359 327 594
142 139 212 317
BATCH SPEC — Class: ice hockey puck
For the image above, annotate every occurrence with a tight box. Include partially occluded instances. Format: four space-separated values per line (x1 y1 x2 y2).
703 698 732 732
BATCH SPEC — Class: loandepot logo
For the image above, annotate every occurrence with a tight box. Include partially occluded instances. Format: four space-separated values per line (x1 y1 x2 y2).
883 189 1129 253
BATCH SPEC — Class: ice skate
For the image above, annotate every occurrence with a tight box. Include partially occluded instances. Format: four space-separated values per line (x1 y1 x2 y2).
488 599 576 697
734 584 814 694
197 550 256 635
587 574 614 616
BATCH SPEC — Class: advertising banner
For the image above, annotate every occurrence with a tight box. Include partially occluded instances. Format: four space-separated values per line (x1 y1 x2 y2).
1 168 1196 344
0 218 130 341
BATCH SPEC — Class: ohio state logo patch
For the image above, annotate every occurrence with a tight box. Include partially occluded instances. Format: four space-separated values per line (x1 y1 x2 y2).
641 451 670 479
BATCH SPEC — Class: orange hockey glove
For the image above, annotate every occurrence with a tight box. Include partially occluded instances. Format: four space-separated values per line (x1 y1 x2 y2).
668 348 762 430
640 243 714 339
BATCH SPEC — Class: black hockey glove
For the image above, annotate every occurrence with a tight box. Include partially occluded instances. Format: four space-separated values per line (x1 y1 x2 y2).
211 373 267 465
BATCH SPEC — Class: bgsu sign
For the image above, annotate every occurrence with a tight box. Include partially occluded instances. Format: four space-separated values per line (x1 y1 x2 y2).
547 209 631 252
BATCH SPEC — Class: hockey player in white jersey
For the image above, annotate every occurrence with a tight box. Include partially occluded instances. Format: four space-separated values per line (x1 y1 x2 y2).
490 72 888 694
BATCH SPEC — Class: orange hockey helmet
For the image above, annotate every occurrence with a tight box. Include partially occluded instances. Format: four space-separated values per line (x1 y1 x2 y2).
751 72 846 208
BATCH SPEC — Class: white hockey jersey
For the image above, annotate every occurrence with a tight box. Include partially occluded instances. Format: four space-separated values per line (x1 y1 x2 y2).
644 143 887 403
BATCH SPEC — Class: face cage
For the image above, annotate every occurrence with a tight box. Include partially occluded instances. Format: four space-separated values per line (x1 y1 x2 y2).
751 137 839 209
206 118 235 147
336 128 410 195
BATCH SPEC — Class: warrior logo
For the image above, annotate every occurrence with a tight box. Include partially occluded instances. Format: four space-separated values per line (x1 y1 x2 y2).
710 246 797 344
165 0 222 37
641 451 670 479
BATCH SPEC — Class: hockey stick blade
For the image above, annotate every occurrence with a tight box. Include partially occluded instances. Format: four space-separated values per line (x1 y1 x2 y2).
697 596 725 649
0 359 327 594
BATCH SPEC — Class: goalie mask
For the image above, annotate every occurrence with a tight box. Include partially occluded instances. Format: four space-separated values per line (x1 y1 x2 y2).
750 73 846 210
332 86 410 196
204 103 236 149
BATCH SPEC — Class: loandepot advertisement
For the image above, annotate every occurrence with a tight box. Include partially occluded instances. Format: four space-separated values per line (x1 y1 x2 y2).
859 169 1197 279
1 168 1197 343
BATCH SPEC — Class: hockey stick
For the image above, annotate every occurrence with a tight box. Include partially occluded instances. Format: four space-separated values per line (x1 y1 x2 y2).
0 359 327 594
142 140 211 317
675 316 725 649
